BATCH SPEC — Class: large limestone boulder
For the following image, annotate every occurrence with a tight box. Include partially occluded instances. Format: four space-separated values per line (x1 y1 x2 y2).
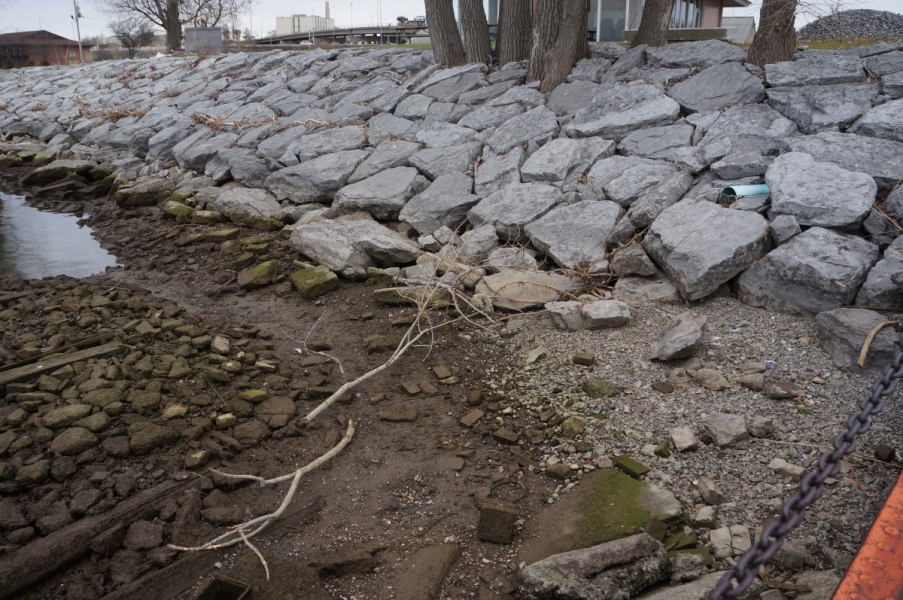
851 97 903 143
855 236 903 309
700 104 798 156
565 82 681 140
23 159 96 185
524 200 624 272
264 150 370 203
784 131 903 191
468 182 562 243
766 83 880 134
213 187 285 230
765 54 866 86
399 172 480 235
332 166 429 220
666 63 765 113
588 156 679 207
816 307 898 372
289 219 422 278
644 201 770 301
521 138 614 184
765 152 876 228
348 140 421 183
486 105 560 153
738 227 879 317
474 148 525 196
408 142 483 179
644 40 744 69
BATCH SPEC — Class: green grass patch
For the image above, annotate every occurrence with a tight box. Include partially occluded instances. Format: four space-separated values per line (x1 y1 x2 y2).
577 468 650 546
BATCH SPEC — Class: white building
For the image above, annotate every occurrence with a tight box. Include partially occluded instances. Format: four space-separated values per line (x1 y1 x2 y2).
275 2 335 35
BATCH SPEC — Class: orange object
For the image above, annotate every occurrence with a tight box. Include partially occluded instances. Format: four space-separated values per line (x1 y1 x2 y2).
834 468 903 600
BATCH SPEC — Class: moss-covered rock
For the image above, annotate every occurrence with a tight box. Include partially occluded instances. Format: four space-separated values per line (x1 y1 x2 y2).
162 200 194 218
561 416 586 439
614 455 650 479
578 468 651 546
237 261 278 290
229 214 284 231
290 267 339 299
191 210 223 225
114 178 175 207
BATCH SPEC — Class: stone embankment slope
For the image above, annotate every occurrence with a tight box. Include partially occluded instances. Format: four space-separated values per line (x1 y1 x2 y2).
2 39 903 599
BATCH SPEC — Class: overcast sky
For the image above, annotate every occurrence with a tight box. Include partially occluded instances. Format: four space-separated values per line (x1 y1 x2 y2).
1 0 901 41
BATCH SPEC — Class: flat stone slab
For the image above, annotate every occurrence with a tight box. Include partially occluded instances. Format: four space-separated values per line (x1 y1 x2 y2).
784 131 903 191
565 81 680 141
264 150 370 203
399 172 480 235
475 271 585 311
667 63 765 113
521 138 614 184
738 227 879 317
765 152 876 228
468 182 562 243
474 147 525 196
588 156 680 207
524 200 623 272
851 97 903 143
650 313 706 361
486 105 559 154
332 166 428 220
766 83 880 134
408 142 483 180
644 201 770 301
700 104 798 156
645 40 744 69
765 54 866 87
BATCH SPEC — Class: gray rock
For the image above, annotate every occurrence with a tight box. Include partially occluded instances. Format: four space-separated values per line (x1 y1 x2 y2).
521 138 614 184
519 534 670 600
50 427 98 456
884 71 903 99
265 150 370 203
457 102 528 131
569 57 612 82
547 80 604 116
816 307 899 372
784 131 903 191
610 241 657 276
486 106 559 153
588 156 680 207
766 152 876 228
851 97 903 142
711 153 774 179
415 122 478 147
399 172 480 235
616 66 694 90
650 313 707 361
702 413 748 448
491 86 546 108
645 40 744 69
394 94 433 119
856 237 903 309
766 84 881 134
474 148 525 196
212 188 284 229
670 426 700 453
766 54 866 86
546 301 586 331
348 140 421 183
582 300 631 328
886 183 903 220
710 525 752 559
409 142 483 179
256 124 315 162
627 170 694 228
458 79 518 105
667 63 765 113
333 166 429 219
601 44 648 81
566 82 680 140
635 572 763 600
486 247 538 273
770 214 801 246
794 570 841 600
366 113 418 145
475 271 585 311
456 224 499 262
125 520 163 550
737 227 879 317
701 104 798 156
469 182 562 243
644 201 770 301
865 50 903 76
419 71 487 103
613 272 681 306
147 125 192 161
617 123 693 161
607 215 638 249
524 200 623 271
290 219 422 278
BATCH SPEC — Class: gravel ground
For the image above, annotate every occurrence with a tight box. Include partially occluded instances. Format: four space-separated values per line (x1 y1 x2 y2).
474 294 903 574
799 9 903 41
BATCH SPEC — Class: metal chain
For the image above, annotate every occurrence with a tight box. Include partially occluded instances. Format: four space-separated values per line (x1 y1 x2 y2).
709 342 903 600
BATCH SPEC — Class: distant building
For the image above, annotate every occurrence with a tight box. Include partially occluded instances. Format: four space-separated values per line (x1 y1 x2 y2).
276 2 335 35
722 16 756 44
0 30 86 67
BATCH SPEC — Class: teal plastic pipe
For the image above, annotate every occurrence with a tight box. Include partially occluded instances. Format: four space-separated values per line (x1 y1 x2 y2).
720 184 770 202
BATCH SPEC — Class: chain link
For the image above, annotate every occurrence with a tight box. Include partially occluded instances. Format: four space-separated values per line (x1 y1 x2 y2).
709 342 903 600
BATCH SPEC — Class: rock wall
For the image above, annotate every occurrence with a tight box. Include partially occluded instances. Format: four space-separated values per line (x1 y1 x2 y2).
2 41 903 318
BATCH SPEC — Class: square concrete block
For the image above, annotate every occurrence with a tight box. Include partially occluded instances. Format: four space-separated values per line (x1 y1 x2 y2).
477 498 517 544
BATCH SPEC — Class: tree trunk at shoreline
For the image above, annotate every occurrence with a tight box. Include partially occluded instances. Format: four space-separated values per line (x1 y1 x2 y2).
746 0 798 67
631 0 674 48
461 0 492 63
529 0 589 92
425 0 466 67
497 0 532 65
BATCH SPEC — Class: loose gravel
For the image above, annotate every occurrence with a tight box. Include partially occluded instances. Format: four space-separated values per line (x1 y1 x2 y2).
799 9 903 42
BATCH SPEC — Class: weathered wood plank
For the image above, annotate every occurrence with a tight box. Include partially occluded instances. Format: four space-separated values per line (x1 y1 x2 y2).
0 342 125 386
0 332 115 375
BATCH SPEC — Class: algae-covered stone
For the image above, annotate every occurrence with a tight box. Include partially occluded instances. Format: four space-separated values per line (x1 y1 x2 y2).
561 417 587 438
546 463 574 479
237 261 278 289
163 200 194 218
73 412 111 433
290 267 339 298
614 455 650 479
582 378 622 398
129 422 179 454
42 404 92 429
50 428 99 455
239 389 268 403
84 388 120 408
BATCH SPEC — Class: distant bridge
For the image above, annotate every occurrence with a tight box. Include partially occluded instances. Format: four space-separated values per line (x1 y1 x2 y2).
253 24 428 46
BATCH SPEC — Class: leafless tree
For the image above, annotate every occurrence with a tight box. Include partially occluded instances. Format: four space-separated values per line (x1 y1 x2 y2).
111 17 156 58
497 0 531 66
96 0 252 51
528 0 589 92
631 0 675 47
747 0 799 67
460 0 491 64
424 0 465 67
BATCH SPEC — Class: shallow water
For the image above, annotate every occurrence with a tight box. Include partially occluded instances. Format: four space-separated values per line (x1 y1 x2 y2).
0 191 118 279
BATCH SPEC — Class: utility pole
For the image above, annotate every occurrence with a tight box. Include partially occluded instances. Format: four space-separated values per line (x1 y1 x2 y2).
71 0 84 63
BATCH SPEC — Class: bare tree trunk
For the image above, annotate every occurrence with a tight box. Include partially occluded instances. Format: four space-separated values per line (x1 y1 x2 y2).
424 0 466 67
497 0 531 66
165 0 182 51
631 0 674 48
460 0 491 63
746 0 798 67
528 0 588 92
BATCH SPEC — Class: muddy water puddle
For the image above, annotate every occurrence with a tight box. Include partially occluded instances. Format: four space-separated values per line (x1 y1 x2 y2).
0 191 117 279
